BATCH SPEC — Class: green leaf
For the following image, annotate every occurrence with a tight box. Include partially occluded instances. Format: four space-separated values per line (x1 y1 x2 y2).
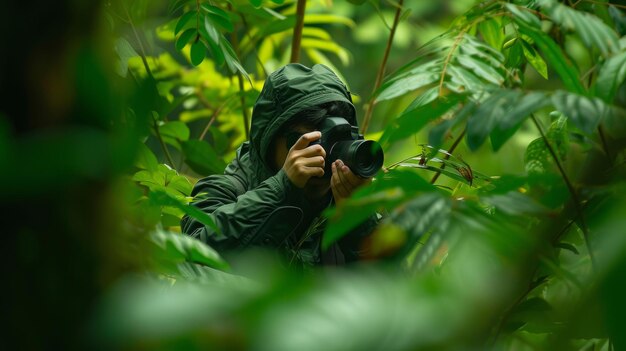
594 50 626 103
556 242 580 255
551 91 608 134
455 54 504 86
150 189 220 234
190 40 206 66
248 0 262 8
300 38 351 66
467 90 522 151
181 139 227 175
380 94 465 145
388 194 450 256
114 37 139 77
176 29 196 51
428 99 477 148
377 59 442 100
175 11 197 35
478 18 505 50
521 39 548 79
169 0 191 14
491 91 550 151
375 71 439 102
323 169 437 248
135 143 158 171
151 229 229 270
540 0 619 57
517 23 586 95
505 3 541 28
483 191 549 216
201 4 234 32
200 20 225 66
304 14 355 28
157 121 190 149
221 38 251 84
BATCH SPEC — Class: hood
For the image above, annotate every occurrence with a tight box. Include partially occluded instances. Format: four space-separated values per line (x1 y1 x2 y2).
249 63 356 181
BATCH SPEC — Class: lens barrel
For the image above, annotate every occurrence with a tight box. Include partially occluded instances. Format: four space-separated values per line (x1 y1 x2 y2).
329 139 384 178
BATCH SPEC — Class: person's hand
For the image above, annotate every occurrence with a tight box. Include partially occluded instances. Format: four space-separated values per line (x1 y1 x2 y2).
283 131 326 188
331 159 371 204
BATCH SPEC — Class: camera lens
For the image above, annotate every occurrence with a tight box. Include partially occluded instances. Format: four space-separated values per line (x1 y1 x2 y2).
331 139 384 178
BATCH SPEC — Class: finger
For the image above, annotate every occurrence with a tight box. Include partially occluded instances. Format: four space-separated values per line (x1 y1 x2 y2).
297 143 326 158
334 161 352 196
337 160 361 187
304 166 325 178
299 156 325 168
331 163 348 198
291 131 321 151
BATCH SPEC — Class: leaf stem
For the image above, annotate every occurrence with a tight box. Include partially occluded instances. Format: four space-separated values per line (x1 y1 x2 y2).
290 0 307 63
228 3 250 139
530 114 596 270
361 0 404 135
152 116 177 168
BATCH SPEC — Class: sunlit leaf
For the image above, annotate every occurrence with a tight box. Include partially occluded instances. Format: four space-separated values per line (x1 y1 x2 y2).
151 229 229 271
521 39 548 79
517 22 586 94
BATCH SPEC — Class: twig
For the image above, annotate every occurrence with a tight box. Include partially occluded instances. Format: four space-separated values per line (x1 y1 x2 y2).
361 0 405 135
438 28 467 97
228 3 250 139
530 114 596 270
430 128 466 184
122 2 154 80
152 116 177 168
290 0 307 63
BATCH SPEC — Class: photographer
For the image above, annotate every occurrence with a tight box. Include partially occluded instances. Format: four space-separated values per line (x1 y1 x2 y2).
181 63 380 267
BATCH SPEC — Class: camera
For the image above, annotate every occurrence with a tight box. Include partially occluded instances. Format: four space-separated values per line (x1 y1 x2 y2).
287 117 384 178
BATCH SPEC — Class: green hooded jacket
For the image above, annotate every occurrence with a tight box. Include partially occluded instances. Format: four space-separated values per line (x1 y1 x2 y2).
181 64 376 267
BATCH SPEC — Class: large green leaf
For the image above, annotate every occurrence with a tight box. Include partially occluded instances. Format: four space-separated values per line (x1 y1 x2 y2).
455 54 504 86
151 229 229 271
521 39 548 79
551 91 609 134
175 11 197 35
157 121 190 150
181 139 227 175
467 90 521 151
516 20 586 94
149 189 220 233
380 93 466 145
594 50 626 103
323 169 437 249
201 4 234 32
175 29 196 51
376 60 442 101
490 91 550 151
540 0 619 57
190 40 206 66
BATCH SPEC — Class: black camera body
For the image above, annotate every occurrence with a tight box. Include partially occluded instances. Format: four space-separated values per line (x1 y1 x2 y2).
287 117 384 178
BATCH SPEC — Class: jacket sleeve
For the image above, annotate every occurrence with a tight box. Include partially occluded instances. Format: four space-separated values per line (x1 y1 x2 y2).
181 169 305 252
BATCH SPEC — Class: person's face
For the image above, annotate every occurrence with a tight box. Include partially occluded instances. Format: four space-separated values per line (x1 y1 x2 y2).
272 124 331 200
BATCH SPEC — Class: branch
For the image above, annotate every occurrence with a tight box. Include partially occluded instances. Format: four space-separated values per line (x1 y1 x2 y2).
152 116 177 168
530 114 596 270
361 0 404 135
430 128 466 185
290 0 307 63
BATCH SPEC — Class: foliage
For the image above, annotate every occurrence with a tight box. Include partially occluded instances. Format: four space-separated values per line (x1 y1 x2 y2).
4 0 626 349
